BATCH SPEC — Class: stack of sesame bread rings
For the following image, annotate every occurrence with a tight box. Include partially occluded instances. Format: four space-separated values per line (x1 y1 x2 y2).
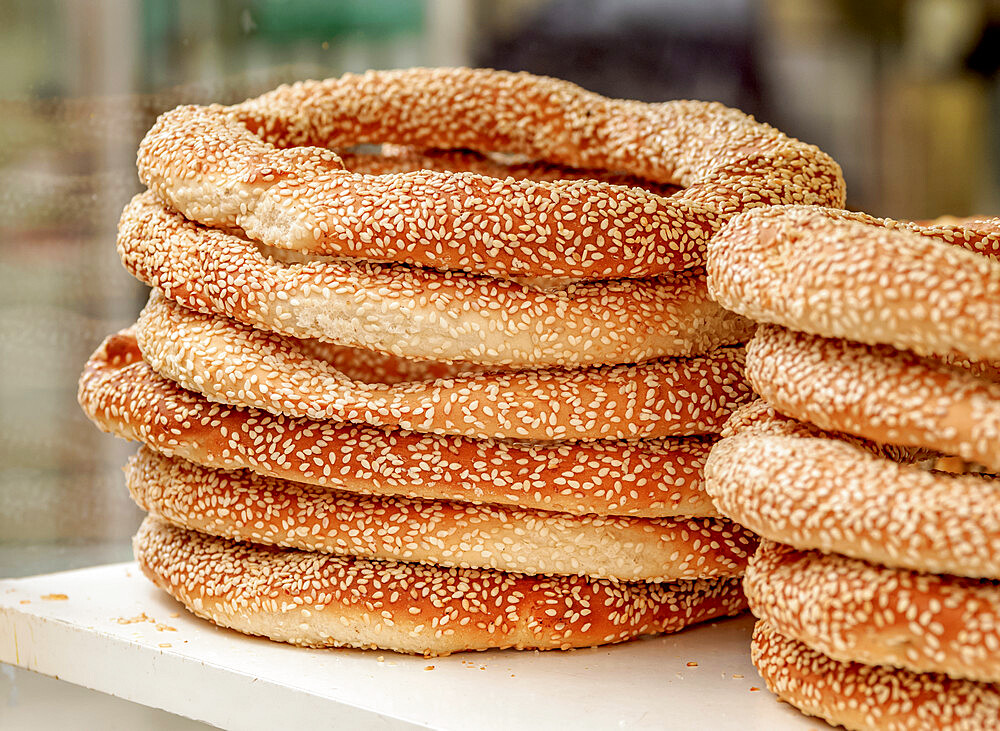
78 68 847 656
706 206 1000 729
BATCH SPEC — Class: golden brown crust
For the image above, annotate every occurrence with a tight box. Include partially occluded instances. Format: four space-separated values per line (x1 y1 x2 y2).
915 215 1000 240
747 540 1000 683
80 331 722 518
127 447 757 582
746 325 1000 472
752 620 1000 731
707 205 1000 362
118 192 755 367
134 516 749 656
137 68 845 279
705 403 1000 579
135 292 752 441
718 399 824 440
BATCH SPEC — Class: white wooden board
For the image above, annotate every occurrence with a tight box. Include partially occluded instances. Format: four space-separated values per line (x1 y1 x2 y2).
0 563 828 730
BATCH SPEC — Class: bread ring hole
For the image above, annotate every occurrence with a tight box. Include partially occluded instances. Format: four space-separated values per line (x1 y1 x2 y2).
341 145 685 197
926 455 997 476
289 335 490 385
253 241 340 266
903 447 998 476
99 330 144 368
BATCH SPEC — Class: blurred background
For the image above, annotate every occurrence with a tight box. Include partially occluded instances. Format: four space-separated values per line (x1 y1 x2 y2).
1 0 999 724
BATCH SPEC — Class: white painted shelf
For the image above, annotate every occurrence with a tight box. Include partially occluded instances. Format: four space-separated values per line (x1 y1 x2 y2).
0 563 827 730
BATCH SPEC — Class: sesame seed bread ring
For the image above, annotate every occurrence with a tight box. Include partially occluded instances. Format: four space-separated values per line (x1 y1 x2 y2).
134 516 748 655
747 540 1000 684
118 192 755 367
127 447 757 582
704 403 1000 579
707 205 1000 361
746 324 1000 473
80 331 722 518
135 292 752 441
751 620 1000 731
137 67 845 280
225 146 680 287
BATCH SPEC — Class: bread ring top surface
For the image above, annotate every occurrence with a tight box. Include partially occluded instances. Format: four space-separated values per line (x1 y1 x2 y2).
138 67 845 279
707 205 1000 362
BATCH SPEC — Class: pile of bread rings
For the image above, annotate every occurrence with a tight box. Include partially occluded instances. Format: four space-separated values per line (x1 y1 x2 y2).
706 206 1000 729
77 65 1000 724
78 68 847 656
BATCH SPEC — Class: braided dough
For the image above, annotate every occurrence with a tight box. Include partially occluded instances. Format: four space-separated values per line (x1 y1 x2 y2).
119 192 755 367
745 324 1000 472
704 401 1000 579
134 292 752 441
751 621 1000 731
127 446 756 582
134 516 748 655
80 331 722 518
138 68 845 279
707 205 1000 362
